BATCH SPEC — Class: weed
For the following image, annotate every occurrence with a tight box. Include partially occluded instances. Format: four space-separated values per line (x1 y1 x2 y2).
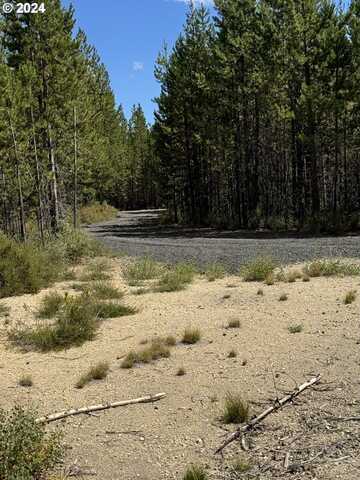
123 257 163 285
241 256 276 282
205 263 226 281
227 318 240 329
279 293 288 301
222 392 249 424
0 406 63 480
18 375 33 387
37 292 64 319
182 328 201 344
183 465 208 480
288 324 303 334
344 290 357 305
75 361 109 389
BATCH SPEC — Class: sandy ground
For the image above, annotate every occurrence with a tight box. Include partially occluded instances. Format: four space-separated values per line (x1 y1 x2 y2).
1 258 360 479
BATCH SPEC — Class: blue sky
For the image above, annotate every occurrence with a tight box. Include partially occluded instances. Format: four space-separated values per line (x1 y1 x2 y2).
62 0 215 124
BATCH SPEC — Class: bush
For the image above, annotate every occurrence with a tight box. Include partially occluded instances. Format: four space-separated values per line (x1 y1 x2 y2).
37 292 65 319
182 328 201 344
9 295 99 352
76 361 109 389
79 202 118 225
82 282 124 300
344 290 357 305
123 257 163 285
0 406 63 480
205 263 226 281
222 392 249 424
303 259 360 278
0 234 61 298
18 374 33 387
241 257 276 282
155 262 197 292
183 465 208 480
94 302 137 319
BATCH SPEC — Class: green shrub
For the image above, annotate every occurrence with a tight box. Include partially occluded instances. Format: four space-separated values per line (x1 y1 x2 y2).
94 302 136 319
205 263 226 281
0 406 63 480
155 262 197 292
183 465 208 480
9 295 99 352
79 202 118 225
222 392 249 424
123 257 163 285
241 256 276 282
76 361 109 389
37 292 65 319
182 328 201 344
344 290 357 305
288 324 303 334
0 235 61 298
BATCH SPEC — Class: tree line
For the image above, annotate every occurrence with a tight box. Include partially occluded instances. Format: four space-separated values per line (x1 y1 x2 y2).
0 0 157 241
153 0 360 232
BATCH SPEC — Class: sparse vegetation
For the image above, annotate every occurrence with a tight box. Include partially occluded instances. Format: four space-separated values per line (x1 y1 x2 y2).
205 263 226 281
183 465 208 480
279 293 288 301
288 324 303 334
241 256 276 282
0 406 63 480
287 270 302 282
303 259 360 278
133 287 149 295
18 374 33 387
227 318 240 329
264 272 275 285
37 292 65 319
155 262 197 292
121 338 172 369
75 361 109 389
231 459 251 473
182 327 201 344
222 392 249 424
80 259 111 281
123 257 163 285
80 282 124 300
79 202 118 225
176 367 186 376
344 290 357 305
94 301 136 319
165 335 177 346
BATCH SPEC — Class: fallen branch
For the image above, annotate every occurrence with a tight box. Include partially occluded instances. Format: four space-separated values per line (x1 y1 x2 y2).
215 374 321 454
36 393 166 424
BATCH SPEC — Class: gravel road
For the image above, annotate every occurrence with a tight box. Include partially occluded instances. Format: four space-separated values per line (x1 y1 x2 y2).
85 209 360 270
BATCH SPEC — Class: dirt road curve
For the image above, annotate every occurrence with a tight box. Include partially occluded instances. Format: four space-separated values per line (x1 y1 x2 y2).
85 209 360 269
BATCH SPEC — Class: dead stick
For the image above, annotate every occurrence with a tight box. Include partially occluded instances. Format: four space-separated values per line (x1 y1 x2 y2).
35 393 166 424
215 374 321 454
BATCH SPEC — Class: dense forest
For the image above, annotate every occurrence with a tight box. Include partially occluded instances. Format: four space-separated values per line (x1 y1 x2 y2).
154 0 360 232
0 0 157 240
1 0 360 238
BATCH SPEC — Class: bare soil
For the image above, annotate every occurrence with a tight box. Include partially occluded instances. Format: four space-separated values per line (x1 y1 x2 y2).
1 258 360 480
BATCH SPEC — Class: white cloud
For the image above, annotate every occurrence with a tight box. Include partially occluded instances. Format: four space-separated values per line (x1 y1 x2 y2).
133 61 144 72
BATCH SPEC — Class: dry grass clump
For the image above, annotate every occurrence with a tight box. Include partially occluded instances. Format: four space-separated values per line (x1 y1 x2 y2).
222 392 249 424
121 338 172 369
286 270 302 283
75 361 109 389
303 259 360 278
279 293 288 301
264 273 275 285
227 318 240 328
176 367 186 376
275 268 287 282
182 327 201 344
164 335 177 346
37 292 65 319
123 257 163 286
183 465 208 480
231 459 251 473
80 282 124 300
155 262 197 293
79 202 117 225
302 274 310 282
344 290 357 305
18 374 33 387
241 256 276 282
0 303 10 317
132 288 149 295
94 301 136 319
205 263 226 281
80 259 111 281
288 324 303 334
257 288 264 296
